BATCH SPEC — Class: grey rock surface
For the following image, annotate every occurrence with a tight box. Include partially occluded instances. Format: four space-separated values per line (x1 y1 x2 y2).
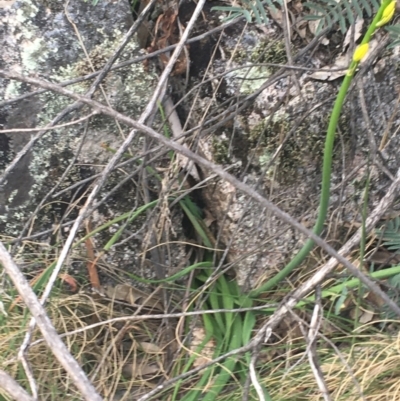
195 26 400 288
0 0 184 283
0 0 153 234
1 0 400 292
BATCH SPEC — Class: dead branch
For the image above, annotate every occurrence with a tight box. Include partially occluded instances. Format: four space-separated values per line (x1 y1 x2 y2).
1 66 400 320
0 369 36 401
0 242 103 401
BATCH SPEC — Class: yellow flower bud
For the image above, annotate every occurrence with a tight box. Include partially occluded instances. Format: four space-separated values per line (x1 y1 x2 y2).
352 43 369 62
376 1 396 27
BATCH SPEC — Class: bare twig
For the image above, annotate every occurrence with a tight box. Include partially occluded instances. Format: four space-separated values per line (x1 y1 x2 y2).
28 303 277 348
14 117 92 248
0 0 157 190
0 17 242 108
305 289 331 401
0 242 103 401
16 356 37 400
2 68 400 318
0 101 82 188
118 159 400 400
0 369 36 401
282 306 365 399
17 188 98 359
249 351 265 401
258 168 400 337
21 0 208 318
357 77 395 181
0 111 98 134
9 0 161 360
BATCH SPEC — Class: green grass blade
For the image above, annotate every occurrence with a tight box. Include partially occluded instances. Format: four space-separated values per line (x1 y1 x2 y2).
127 261 213 284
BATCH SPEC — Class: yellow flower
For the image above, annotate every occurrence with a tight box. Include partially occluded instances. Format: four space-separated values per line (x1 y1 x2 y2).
352 43 369 62
376 1 396 27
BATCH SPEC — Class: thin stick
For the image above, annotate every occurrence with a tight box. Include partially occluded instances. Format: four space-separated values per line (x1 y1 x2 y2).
305 295 331 401
136 165 400 400
2 67 400 318
0 369 36 401
0 242 103 401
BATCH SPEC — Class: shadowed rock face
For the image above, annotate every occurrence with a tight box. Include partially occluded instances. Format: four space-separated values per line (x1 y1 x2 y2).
0 0 155 236
1 0 400 291
176 23 400 288
0 98 39 212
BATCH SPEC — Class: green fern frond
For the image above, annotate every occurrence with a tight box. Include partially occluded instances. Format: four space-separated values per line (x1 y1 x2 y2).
376 217 400 253
211 6 253 22
211 0 282 24
388 272 400 289
304 0 380 34
380 273 400 323
386 24 400 47
375 217 400 324
374 218 400 324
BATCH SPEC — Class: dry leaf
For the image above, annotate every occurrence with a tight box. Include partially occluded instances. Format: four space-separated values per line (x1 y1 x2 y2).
349 307 375 323
102 284 163 310
309 53 349 81
293 0 303 13
58 273 78 292
297 27 307 39
122 361 160 379
139 342 163 354
359 310 375 324
310 39 378 81
343 17 364 49
267 6 283 24
0 0 16 7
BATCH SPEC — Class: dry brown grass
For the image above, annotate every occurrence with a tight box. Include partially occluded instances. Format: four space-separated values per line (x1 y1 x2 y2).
257 329 400 401
2 287 400 401
0 292 171 401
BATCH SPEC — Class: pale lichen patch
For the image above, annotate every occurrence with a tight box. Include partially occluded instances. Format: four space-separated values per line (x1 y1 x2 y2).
227 39 288 94
0 0 156 238
4 80 22 99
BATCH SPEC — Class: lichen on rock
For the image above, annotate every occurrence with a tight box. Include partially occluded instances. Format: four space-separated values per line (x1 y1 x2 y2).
197 21 400 289
0 0 156 238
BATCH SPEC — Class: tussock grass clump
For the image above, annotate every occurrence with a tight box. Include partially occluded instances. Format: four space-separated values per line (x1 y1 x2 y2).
258 330 400 400
0 292 167 400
